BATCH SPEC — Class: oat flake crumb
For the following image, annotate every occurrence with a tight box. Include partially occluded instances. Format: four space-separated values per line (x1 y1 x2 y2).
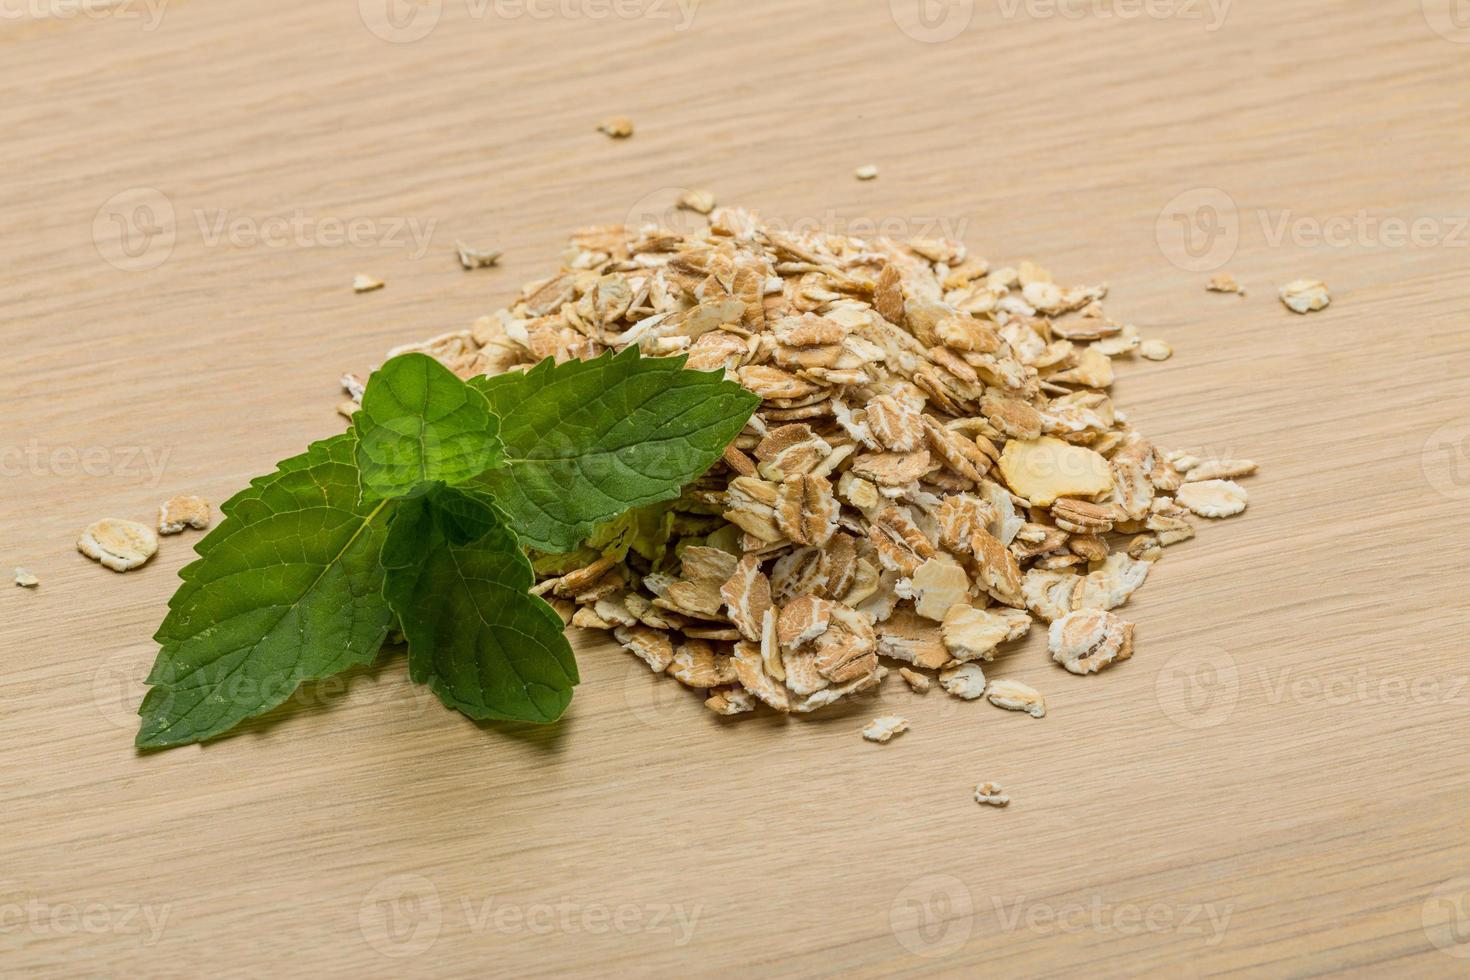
1280 279 1330 314
14 568 39 589
705 686 756 716
353 274 384 294
1139 339 1172 361
862 715 909 743
158 495 212 535
987 679 1046 718
898 667 931 694
340 372 366 403
1206 273 1245 295
854 164 879 181
1185 458 1257 482
975 781 1010 807
940 663 988 701
597 116 634 139
456 242 502 271
676 190 717 215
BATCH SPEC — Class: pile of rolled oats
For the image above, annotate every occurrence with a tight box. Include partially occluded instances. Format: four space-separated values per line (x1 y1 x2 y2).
351 207 1256 729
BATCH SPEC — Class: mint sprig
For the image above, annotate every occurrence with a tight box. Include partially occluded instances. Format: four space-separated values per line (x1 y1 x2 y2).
136 350 758 749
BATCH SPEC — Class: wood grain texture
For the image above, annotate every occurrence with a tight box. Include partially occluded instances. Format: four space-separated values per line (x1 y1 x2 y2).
3 1 1470 975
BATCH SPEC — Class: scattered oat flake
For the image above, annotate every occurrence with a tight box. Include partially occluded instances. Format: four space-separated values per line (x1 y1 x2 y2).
615 624 675 672
14 568 38 589
975 782 1010 807
1280 279 1330 314
705 686 756 716
353 274 384 294
987 679 1046 718
1095 326 1140 357
854 164 879 181
1206 273 1245 295
158 495 211 535
1050 609 1134 675
1185 458 1257 482
597 115 634 138
1176 479 1248 518
456 242 502 270
898 667 931 693
340 372 366 403
940 663 987 701
1139 339 1172 361
676 190 716 215
862 715 909 743
78 519 157 572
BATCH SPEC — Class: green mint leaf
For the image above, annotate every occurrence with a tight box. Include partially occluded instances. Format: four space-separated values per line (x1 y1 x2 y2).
383 485 578 724
354 352 503 502
137 432 394 749
469 347 759 553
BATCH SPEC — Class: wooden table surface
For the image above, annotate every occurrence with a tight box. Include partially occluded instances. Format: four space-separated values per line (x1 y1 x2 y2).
4 1 1470 976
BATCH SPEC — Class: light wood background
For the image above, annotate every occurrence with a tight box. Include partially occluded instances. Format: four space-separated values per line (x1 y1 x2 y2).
4 0 1469 976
